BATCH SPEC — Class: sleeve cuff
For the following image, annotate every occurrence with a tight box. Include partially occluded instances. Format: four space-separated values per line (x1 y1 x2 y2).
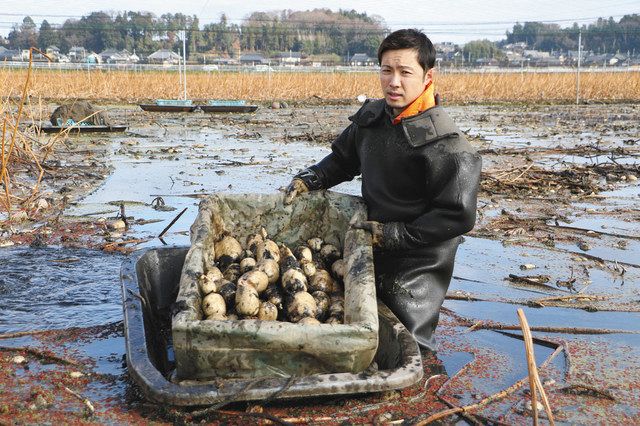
294 167 324 191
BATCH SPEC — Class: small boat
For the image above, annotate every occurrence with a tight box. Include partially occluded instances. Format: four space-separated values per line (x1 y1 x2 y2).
38 125 128 134
120 246 423 406
198 105 258 113
139 104 198 112
139 39 196 114
198 99 259 113
139 99 197 113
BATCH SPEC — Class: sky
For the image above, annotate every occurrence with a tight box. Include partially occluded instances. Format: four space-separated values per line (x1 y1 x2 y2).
1 0 638 44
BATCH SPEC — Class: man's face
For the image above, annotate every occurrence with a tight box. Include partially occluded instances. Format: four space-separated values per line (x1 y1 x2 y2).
379 48 433 115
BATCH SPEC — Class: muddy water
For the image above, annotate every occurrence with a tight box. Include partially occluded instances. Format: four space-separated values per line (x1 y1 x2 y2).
66 120 361 246
1 106 639 421
1 117 361 333
3 109 638 340
454 236 640 307
0 247 123 333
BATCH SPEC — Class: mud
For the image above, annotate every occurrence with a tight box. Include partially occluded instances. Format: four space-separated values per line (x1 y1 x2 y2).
0 100 639 424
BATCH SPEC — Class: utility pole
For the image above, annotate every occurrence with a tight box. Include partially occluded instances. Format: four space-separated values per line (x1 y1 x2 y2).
178 45 183 98
182 30 188 101
576 29 582 105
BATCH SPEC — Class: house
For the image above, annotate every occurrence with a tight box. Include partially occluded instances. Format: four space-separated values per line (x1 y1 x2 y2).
566 50 588 65
206 56 238 66
239 53 267 66
475 58 500 67
523 50 550 60
609 53 628 66
584 53 612 67
273 51 302 65
532 57 565 67
434 42 458 61
99 48 138 64
147 49 181 64
434 42 460 65
503 42 527 54
349 53 376 66
19 49 48 62
46 45 60 59
85 52 102 64
99 48 120 63
68 46 87 62
302 54 341 67
504 51 525 67
0 47 21 61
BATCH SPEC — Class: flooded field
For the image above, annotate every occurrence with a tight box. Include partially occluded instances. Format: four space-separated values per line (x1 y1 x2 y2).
1 101 639 423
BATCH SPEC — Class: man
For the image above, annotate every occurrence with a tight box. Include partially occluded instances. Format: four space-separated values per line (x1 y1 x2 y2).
284 29 481 351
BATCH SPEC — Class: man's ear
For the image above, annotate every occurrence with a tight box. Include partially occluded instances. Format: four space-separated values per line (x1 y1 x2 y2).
424 67 434 84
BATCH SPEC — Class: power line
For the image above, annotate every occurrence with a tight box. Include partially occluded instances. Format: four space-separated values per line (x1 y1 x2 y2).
1 22 637 36
0 11 637 27
1 9 638 52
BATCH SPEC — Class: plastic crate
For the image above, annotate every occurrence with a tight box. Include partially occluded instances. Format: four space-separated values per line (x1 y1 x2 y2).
172 192 379 380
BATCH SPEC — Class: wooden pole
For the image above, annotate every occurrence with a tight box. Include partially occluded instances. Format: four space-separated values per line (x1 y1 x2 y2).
576 30 582 105
158 207 187 238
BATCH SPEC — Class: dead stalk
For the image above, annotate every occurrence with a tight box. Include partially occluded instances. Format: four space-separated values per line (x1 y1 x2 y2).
0 329 58 339
63 386 95 416
504 162 536 184
0 345 83 367
21 141 44 202
417 344 564 425
1 47 52 215
1 115 10 213
518 309 555 425
1 69 638 102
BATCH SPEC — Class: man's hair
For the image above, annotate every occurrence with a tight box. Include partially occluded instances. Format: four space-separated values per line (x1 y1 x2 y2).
377 29 436 72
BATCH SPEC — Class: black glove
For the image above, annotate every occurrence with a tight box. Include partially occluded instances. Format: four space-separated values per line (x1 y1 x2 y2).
350 219 384 248
284 168 323 205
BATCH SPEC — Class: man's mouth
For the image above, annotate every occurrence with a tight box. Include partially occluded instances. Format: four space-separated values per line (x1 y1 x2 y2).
387 92 402 100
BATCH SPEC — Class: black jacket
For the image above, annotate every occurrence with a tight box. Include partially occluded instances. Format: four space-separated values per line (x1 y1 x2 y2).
310 99 482 252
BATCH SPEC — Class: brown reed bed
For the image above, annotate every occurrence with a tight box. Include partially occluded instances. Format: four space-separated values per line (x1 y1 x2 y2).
0 68 638 103
1 50 66 218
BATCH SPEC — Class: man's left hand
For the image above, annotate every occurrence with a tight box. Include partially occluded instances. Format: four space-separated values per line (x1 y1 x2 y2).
350 219 383 247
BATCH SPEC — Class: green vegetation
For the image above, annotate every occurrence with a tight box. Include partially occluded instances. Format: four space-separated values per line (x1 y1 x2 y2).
505 15 640 53
463 40 505 62
2 9 638 59
3 9 387 58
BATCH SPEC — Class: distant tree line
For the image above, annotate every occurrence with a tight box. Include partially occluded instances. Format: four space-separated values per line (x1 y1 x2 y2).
2 10 638 59
3 9 387 58
504 15 640 54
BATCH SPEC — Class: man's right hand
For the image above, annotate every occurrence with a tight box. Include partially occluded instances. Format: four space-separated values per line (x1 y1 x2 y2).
284 178 309 205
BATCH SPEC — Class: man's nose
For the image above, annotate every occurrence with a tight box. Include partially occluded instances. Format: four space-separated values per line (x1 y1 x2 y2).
389 73 401 86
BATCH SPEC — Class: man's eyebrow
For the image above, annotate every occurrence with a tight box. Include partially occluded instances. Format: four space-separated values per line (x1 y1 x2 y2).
381 64 417 70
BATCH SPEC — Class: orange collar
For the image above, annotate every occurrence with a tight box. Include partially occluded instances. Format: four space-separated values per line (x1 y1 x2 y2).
392 82 436 125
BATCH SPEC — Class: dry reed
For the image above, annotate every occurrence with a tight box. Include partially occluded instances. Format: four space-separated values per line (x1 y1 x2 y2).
0 68 638 103
0 49 57 217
